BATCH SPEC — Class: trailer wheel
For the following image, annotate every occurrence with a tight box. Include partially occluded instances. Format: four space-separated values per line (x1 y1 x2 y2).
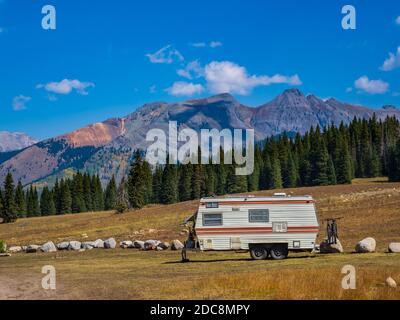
270 245 288 260
250 246 269 260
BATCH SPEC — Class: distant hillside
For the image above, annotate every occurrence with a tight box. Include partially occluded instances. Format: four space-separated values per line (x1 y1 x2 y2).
1 89 399 187
0 131 37 152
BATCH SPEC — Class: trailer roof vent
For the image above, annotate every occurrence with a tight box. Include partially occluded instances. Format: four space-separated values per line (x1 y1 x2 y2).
273 193 287 197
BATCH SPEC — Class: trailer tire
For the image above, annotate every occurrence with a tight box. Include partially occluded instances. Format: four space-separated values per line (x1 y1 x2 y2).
250 246 269 260
270 245 288 260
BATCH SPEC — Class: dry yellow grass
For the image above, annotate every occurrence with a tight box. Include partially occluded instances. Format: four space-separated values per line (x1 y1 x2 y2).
0 178 400 300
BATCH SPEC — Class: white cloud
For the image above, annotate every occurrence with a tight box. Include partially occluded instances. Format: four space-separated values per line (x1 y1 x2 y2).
149 85 157 94
346 87 353 93
191 41 223 48
12 95 31 111
204 61 302 95
166 81 204 96
177 60 204 80
396 16 400 25
146 45 184 64
191 42 206 48
210 41 223 48
380 47 400 71
0 27 5 33
354 76 389 94
37 79 95 95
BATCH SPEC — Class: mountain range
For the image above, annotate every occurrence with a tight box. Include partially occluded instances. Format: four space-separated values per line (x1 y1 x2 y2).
0 89 399 187
0 131 37 153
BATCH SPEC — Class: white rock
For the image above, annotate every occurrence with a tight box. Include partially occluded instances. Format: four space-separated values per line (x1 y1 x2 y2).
355 237 376 253
144 240 161 251
104 238 116 249
93 239 104 248
26 245 40 253
133 240 145 250
386 277 397 288
171 239 184 251
319 239 344 254
8 246 22 253
68 241 82 251
388 243 400 253
120 241 133 249
40 241 57 253
158 242 170 250
57 242 69 250
82 242 95 250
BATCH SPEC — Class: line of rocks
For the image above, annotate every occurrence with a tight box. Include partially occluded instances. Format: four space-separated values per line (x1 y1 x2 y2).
7 239 185 254
318 237 400 254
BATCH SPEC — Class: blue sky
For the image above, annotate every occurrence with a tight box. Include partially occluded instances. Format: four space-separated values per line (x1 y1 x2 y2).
1 0 400 140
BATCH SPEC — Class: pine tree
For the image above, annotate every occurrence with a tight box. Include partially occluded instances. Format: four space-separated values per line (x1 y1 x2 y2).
105 175 117 210
40 187 56 216
53 178 61 214
178 164 193 201
388 140 400 181
91 175 104 211
191 163 203 200
59 180 72 214
116 177 130 213
309 128 330 186
270 155 283 189
1 173 17 223
161 163 178 204
72 172 86 213
15 181 27 217
327 156 337 185
335 136 353 184
128 150 148 208
83 173 93 211
283 152 298 188
151 166 164 203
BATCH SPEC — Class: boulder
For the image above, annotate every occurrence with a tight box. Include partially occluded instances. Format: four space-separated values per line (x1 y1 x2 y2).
144 240 161 251
68 241 82 251
40 241 57 253
26 245 40 253
82 242 96 250
158 242 170 250
57 242 70 250
120 241 133 249
8 246 22 253
388 243 400 253
93 239 104 248
386 277 397 288
104 238 116 249
133 240 145 250
319 239 344 254
355 237 376 253
0 253 11 257
171 239 184 251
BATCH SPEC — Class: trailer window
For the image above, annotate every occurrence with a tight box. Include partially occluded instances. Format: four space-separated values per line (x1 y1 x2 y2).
203 213 223 226
249 209 269 223
205 202 219 208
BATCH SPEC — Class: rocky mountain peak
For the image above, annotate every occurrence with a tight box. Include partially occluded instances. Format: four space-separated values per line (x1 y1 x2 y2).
0 131 38 152
382 105 397 111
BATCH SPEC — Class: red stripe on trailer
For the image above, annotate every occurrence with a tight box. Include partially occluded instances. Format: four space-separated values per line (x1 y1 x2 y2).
196 226 319 234
196 230 319 235
197 226 318 231
200 200 315 206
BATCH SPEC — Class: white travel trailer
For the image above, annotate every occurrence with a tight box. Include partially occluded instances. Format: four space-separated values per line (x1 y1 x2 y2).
183 194 319 260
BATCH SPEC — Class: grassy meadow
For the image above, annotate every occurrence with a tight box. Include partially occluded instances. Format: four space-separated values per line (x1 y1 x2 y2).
0 178 400 300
